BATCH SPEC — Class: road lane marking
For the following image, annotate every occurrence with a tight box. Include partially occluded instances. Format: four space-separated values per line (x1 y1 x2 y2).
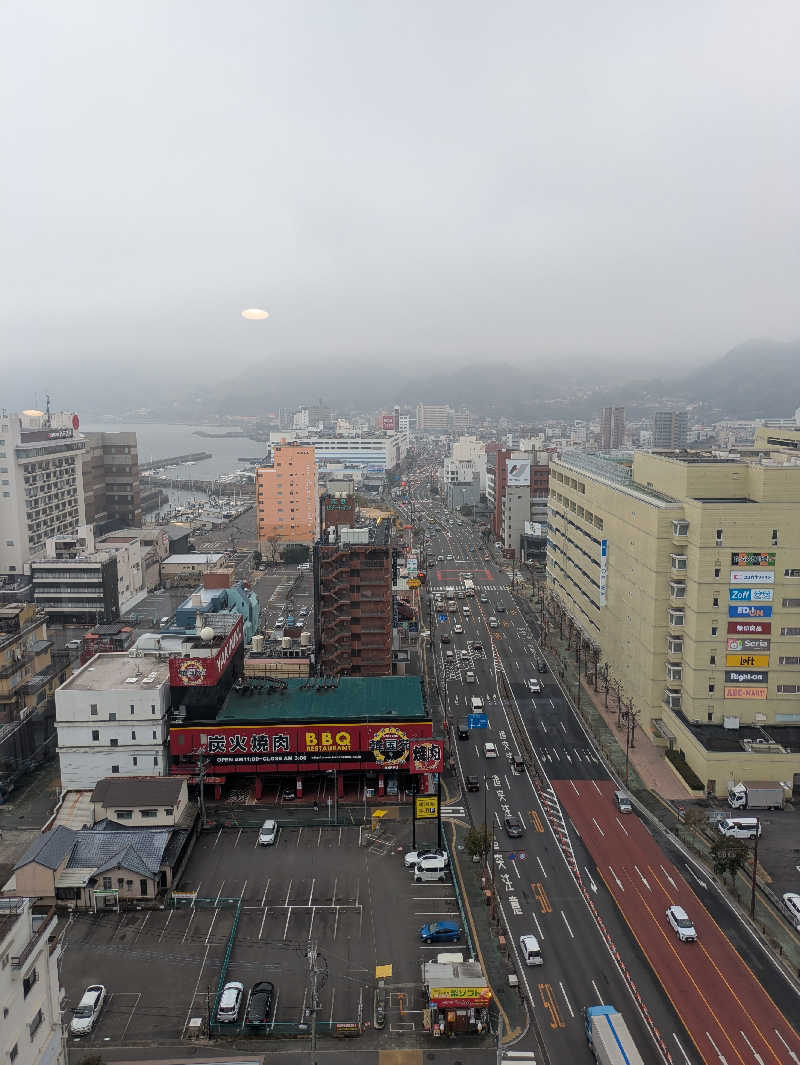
608 866 624 890
261 878 271 907
537 856 548 880
592 818 605 836
673 1033 693 1065
660 864 678 891
559 981 575 1018
739 1031 765 1065
529 810 544 832
538 983 565 1029
634 865 651 891
615 816 630 836
773 1030 800 1065
584 867 598 893
560 911 575 938
706 1032 730 1065
531 882 552 913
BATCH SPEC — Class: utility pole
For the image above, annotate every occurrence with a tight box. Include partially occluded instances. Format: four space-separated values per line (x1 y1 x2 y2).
750 822 760 919
306 939 327 1063
197 747 208 827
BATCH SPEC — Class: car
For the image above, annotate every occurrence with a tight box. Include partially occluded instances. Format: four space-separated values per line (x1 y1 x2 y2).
245 981 275 1025
666 904 697 942
217 981 244 1022
537 659 547 673
457 719 470 739
419 921 461 944
480 593 489 603
276 615 286 626
527 678 542 694
483 554 490 561
782 892 800 930
462 572 472 578
462 605 471 615
489 617 499 628
504 814 524 838
519 933 543 966
445 649 454 659
281 787 296 801
446 554 454 560
465 774 481 792
496 602 506 612
65 638 82 651
404 848 449 869
484 742 498 758
70 984 106 1035
453 624 463 634
440 633 451 644
258 818 278 845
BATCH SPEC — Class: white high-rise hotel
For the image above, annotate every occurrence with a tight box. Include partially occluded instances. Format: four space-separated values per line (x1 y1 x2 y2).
0 410 86 573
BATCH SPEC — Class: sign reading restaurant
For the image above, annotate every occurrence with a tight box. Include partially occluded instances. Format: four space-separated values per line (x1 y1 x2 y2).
731 552 775 567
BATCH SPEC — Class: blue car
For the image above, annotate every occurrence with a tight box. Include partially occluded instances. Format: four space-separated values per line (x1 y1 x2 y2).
419 921 461 944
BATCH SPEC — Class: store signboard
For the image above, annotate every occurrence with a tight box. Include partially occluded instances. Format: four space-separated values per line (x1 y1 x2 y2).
731 552 775 567
729 605 772 618
599 539 608 605
726 654 769 669
727 637 770 652
416 795 438 819
728 620 771 635
728 588 773 602
725 669 768 684
724 686 768 700
730 570 775 585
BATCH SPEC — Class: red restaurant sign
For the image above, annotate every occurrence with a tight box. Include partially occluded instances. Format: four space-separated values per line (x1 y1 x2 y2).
168 616 243 687
170 720 439 770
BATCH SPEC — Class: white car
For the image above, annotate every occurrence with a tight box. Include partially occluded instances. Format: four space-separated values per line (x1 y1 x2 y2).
519 933 543 966
258 818 278 845
70 984 106 1035
217 981 244 1022
782 892 800 930
666 904 697 942
404 848 449 869
453 624 463 634
484 742 498 758
527 678 542 694
276 616 286 626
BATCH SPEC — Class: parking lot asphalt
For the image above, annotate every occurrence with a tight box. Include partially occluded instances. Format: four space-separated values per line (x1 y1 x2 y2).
62 817 483 1053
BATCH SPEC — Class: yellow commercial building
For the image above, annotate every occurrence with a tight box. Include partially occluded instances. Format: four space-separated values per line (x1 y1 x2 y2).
547 449 800 796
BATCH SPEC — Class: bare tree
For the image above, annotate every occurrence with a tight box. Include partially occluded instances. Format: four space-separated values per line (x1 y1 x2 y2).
265 532 282 564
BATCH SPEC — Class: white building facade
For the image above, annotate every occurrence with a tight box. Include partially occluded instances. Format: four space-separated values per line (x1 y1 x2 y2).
55 655 170 791
0 411 86 574
0 899 64 1065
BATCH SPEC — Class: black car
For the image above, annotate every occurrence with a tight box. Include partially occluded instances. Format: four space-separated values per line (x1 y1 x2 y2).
465 775 480 792
440 634 451 644
537 659 547 673
457 719 470 739
246 981 274 1025
504 814 524 838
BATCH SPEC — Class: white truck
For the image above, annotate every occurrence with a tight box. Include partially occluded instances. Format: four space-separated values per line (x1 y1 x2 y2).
584 1005 644 1065
727 780 785 811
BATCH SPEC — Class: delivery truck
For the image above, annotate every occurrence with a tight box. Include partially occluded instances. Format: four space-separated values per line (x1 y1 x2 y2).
727 781 784 811
584 1004 644 1065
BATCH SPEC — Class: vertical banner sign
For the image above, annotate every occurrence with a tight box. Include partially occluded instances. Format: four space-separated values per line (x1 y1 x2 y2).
599 539 608 605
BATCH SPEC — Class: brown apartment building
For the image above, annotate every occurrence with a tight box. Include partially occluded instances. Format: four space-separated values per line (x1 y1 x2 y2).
257 442 319 549
82 432 142 533
314 520 393 676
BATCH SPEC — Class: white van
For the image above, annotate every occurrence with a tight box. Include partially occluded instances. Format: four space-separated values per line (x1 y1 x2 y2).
465 670 476 683
717 817 761 839
414 857 448 882
489 617 499 629
519 934 543 966
470 695 484 711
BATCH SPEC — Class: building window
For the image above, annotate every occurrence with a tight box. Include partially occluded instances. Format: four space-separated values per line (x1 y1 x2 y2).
164 807 173 816
710 654 716 665
91 730 99 741
667 638 683 654
708 682 715 693
111 765 119 773
670 554 687 571
90 703 98 714
780 627 800 636
102 877 112 890
152 730 157 739
153 757 158 765
151 704 156 712
28 1010 43 1040
782 599 800 609
707 712 713 722
715 528 723 543
131 731 136 740
109 712 116 721
777 684 800 694
772 529 778 544
140 809 157 818
668 610 684 626
115 810 133 820
672 520 689 536
711 624 718 636
712 594 719 607
132 756 137 766
714 567 720 578
110 738 118 747
22 969 37 997
778 657 800 666
785 569 800 578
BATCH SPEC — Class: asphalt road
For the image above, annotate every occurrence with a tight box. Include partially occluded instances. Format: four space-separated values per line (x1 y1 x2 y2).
403 491 800 1065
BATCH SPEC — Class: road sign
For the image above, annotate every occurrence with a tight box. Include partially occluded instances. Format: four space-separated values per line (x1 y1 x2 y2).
467 713 489 729
416 795 438 819
437 612 448 622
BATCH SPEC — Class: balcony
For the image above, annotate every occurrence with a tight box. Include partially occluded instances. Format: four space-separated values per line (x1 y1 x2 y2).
666 637 683 657
672 520 689 543
663 688 682 711
668 609 685 628
668 581 687 600
670 554 688 572
666 663 683 682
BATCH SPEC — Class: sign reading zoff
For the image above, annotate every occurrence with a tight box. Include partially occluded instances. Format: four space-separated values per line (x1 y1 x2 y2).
729 587 773 602
416 795 438 819
730 569 775 585
599 540 608 605
731 552 775 567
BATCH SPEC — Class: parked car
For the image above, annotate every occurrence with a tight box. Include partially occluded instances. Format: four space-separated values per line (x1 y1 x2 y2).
70 984 106 1035
465 775 480 792
519 934 543 966
504 814 524 838
65 639 82 651
666 905 697 942
419 921 461 944
404 848 448 869
258 818 278 845
276 615 286 626
217 981 244 1023
245 981 275 1025
484 742 498 758
782 892 800 930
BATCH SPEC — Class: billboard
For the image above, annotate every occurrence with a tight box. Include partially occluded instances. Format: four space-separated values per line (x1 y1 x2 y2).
727 637 770 652
729 605 772 618
416 795 438 819
728 620 771 635
168 616 244 687
724 686 768 700
729 588 773 602
730 570 775 585
20 427 74 442
507 460 531 487
429 987 492 1009
381 413 395 431
726 654 769 669
170 720 435 768
725 669 768 684
731 552 775 567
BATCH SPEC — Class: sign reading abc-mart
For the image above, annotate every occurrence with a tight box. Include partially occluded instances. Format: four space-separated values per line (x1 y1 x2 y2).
170 721 443 773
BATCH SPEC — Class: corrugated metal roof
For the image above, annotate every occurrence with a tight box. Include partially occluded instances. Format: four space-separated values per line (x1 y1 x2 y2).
218 675 425 723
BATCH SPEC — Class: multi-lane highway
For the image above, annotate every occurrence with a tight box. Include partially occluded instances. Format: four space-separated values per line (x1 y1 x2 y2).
400 487 800 1065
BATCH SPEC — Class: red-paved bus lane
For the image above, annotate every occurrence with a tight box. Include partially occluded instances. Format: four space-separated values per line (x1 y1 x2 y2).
555 779 800 1065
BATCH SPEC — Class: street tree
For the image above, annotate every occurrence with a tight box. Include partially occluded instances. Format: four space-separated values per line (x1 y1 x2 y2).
710 835 750 886
265 533 282 563
464 824 491 864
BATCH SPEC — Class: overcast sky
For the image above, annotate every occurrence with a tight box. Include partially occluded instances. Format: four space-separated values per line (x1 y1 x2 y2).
2 0 799 406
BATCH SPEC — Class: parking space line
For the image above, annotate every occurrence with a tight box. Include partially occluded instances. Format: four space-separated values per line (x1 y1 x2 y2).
283 907 292 940
258 904 269 940
334 906 340 940
308 906 316 938
329 985 336 1024
317 826 322 847
296 827 303 846
308 878 316 906
285 879 293 906
119 992 141 1041
180 911 195 943
134 912 151 943
214 827 223 847
332 877 337 907
240 879 247 901
214 881 225 904
205 908 219 944
235 828 242 848
270 988 280 1031
182 942 211 1037
261 878 271 907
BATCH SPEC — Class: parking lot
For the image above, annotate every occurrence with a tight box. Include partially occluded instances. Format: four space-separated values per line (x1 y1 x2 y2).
62 815 467 1046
